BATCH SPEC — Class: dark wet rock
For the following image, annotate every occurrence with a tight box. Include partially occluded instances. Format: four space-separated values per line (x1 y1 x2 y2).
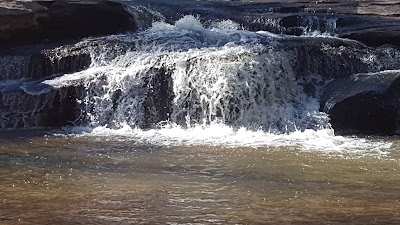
0 36 139 129
0 37 136 81
0 85 84 128
0 42 92 81
39 0 136 41
320 71 400 135
342 30 400 48
142 67 174 128
277 37 400 78
0 1 47 44
128 0 400 47
0 0 136 48
2 0 400 132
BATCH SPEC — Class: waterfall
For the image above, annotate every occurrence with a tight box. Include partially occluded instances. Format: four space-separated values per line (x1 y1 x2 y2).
75 16 330 133
0 12 398 152
302 16 337 35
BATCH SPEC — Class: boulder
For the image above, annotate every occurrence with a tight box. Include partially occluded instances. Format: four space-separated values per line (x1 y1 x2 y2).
0 36 136 81
2 0 400 132
342 30 400 48
0 0 136 48
0 42 91 81
0 85 84 128
0 36 138 129
320 71 400 134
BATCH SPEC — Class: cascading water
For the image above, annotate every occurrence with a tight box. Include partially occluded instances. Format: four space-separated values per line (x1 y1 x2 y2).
3 3 400 224
302 16 337 35
0 12 396 153
50 15 389 154
79 16 329 132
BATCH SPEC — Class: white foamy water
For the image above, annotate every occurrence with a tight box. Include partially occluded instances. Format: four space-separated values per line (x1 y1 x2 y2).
60 124 391 157
50 16 392 156
78 16 329 131
302 16 338 36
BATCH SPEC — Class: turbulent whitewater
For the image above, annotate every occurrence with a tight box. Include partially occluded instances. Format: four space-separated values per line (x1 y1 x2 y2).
33 16 385 155
4 2 400 225
81 17 328 131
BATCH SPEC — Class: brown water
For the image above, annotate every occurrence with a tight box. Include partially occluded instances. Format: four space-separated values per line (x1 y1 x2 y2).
1 132 400 224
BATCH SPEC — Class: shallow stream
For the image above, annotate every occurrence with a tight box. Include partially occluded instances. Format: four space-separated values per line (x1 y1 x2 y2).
1 132 399 224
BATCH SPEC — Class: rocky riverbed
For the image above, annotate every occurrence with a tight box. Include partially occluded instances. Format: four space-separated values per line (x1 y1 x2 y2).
2 0 400 134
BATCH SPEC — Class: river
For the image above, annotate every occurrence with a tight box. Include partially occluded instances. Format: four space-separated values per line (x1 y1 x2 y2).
1 131 400 224
1 2 400 224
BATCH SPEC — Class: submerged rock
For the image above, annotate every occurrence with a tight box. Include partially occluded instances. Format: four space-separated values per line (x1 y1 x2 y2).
320 71 400 135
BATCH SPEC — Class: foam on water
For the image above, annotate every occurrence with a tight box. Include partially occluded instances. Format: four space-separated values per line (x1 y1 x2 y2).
52 16 392 156
61 124 391 157
78 16 329 130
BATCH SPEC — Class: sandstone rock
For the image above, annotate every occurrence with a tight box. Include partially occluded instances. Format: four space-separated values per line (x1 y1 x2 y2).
320 71 400 134
131 0 400 47
0 0 136 48
0 37 136 129
0 43 91 81
0 85 84 128
2 0 400 132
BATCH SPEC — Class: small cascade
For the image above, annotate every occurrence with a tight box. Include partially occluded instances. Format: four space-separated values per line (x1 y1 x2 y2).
0 2 173 129
0 47 91 81
29 49 91 80
243 14 338 36
0 43 92 128
278 15 338 36
74 16 400 135
302 16 337 35
77 16 332 132
1 12 400 137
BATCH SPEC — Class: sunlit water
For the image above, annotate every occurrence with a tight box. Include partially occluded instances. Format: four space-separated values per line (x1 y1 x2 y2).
1 131 400 224
2 12 400 225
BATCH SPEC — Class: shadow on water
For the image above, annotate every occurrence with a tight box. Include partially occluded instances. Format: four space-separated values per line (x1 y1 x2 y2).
0 129 52 140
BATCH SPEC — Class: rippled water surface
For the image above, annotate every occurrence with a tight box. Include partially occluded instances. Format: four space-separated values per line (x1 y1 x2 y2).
1 132 400 224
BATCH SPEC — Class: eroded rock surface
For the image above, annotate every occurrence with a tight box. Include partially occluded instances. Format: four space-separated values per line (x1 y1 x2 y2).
0 0 138 129
0 0 136 48
2 0 400 134
320 71 400 134
128 0 400 47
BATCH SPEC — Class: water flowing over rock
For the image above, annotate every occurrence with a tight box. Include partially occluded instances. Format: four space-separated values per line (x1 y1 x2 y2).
0 46 91 81
129 0 400 47
0 0 148 129
0 37 137 128
1 0 400 135
69 17 400 133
